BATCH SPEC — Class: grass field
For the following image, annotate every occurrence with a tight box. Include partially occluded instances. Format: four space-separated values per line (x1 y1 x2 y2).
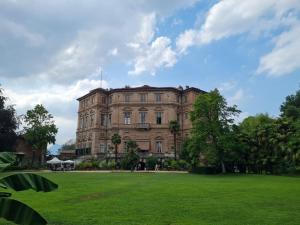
0 172 299 225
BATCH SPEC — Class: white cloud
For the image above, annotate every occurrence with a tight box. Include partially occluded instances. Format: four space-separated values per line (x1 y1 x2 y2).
175 0 300 77
176 29 197 54
1 0 199 145
128 36 177 75
108 48 118 56
53 116 77 144
5 79 108 144
228 89 245 106
128 13 177 75
218 81 237 92
136 12 156 45
6 79 107 110
257 24 300 76
0 1 198 82
0 18 45 47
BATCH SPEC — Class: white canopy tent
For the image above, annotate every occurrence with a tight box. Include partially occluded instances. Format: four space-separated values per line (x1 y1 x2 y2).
47 157 63 171
63 160 74 164
47 157 62 164
47 157 75 171
63 160 75 170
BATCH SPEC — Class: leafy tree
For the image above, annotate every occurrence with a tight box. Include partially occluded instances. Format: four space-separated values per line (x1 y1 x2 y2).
0 86 19 151
280 89 300 120
189 89 240 173
0 152 58 225
279 88 300 171
239 114 277 173
23 104 58 166
169 120 180 160
111 133 121 166
121 140 139 170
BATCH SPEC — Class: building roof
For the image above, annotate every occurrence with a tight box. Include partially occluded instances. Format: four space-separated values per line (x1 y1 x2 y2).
77 85 206 101
60 149 76 154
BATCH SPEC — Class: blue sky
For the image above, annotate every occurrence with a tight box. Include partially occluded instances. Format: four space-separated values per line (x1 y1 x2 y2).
1 0 300 145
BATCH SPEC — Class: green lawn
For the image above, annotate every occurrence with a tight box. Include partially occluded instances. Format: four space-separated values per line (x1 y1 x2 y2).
0 172 300 225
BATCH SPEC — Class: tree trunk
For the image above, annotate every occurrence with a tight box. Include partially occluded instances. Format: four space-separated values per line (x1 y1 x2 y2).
174 133 177 161
31 150 35 168
114 144 118 168
221 161 226 173
41 148 45 167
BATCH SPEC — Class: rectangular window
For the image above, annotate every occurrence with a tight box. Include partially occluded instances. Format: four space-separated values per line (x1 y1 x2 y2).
124 94 130 102
100 143 107 153
183 95 187 103
101 96 106 104
90 114 94 127
108 113 112 126
177 113 180 122
155 93 162 102
80 117 84 129
139 112 147 123
124 141 128 151
140 93 146 102
177 95 180 103
100 114 106 126
85 116 88 128
155 141 162 153
124 112 131 124
156 112 163 124
185 112 189 120
108 95 112 104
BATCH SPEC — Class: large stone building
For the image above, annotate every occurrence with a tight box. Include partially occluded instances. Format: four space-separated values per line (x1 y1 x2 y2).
75 85 205 159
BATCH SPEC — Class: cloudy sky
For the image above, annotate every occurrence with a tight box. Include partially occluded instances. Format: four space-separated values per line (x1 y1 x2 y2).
1 0 300 146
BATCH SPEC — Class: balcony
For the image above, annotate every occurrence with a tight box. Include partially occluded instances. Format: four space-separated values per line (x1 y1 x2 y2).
135 123 151 130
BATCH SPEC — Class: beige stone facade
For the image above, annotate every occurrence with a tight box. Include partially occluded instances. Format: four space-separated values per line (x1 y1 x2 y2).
75 85 204 159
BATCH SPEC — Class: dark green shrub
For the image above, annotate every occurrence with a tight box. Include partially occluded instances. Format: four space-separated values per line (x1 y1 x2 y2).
170 160 179 170
146 156 157 170
98 160 116 170
91 160 99 169
76 161 93 170
120 140 139 170
177 159 190 170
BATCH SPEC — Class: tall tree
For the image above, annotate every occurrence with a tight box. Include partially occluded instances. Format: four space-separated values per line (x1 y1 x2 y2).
239 114 277 173
23 104 58 166
111 133 121 166
122 139 139 171
190 89 240 173
0 86 18 151
280 89 300 120
169 120 180 160
280 88 300 170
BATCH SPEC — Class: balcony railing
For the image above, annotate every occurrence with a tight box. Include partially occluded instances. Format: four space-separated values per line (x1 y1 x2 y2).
135 123 150 130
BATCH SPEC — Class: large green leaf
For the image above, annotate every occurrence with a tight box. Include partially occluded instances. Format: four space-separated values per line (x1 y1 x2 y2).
0 192 11 197
0 197 47 225
0 163 11 172
0 173 58 192
0 152 16 171
0 152 16 164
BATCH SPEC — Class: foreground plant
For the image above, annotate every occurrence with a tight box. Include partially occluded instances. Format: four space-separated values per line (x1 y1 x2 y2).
0 152 58 225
